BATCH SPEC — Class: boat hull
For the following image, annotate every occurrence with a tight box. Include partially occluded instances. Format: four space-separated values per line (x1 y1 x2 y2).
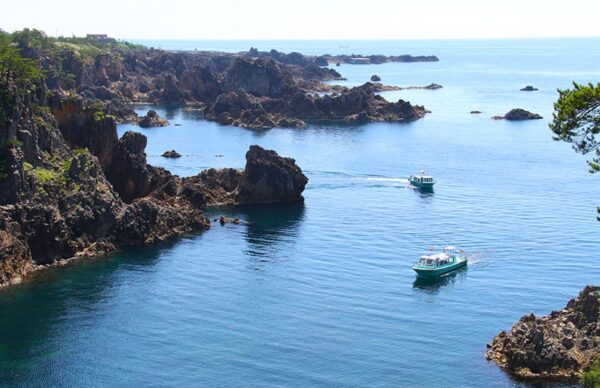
413 259 467 278
409 181 435 190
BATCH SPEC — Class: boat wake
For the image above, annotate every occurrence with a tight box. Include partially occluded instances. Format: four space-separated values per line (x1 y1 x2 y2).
362 177 409 184
466 251 488 266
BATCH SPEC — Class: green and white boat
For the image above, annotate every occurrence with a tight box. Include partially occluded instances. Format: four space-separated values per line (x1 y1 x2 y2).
408 171 435 190
412 246 468 278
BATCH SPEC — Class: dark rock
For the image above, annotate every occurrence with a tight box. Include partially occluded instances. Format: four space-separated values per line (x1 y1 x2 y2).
139 110 169 127
370 75 381 82
161 150 181 158
236 145 308 204
470 110 482 114
487 285 600 380
223 58 296 98
498 108 543 121
520 85 538 91
219 216 240 225
423 83 443 90
105 131 152 202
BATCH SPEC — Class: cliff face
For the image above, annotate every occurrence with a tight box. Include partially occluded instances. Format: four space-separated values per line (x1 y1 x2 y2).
0 87 307 288
487 286 600 381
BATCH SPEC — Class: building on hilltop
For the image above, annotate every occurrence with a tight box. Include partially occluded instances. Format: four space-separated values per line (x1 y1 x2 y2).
86 34 111 42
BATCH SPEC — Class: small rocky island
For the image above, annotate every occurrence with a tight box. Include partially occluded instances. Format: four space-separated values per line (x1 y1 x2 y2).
521 85 539 91
493 108 543 120
139 110 169 127
487 286 600 381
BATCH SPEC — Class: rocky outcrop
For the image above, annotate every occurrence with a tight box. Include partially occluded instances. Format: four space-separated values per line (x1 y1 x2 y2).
470 110 482 114
0 86 309 288
162 150 181 158
371 75 381 82
223 58 297 98
104 131 153 202
179 145 307 206
203 89 306 129
487 286 600 381
236 145 307 204
521 86 538 91
493 109 543 121
204 83 427 129
16 34 431 130
139 110 169 127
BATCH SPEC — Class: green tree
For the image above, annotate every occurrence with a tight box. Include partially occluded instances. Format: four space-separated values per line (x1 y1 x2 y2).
583 360 600 387
550 82 600 220
0 34 43 89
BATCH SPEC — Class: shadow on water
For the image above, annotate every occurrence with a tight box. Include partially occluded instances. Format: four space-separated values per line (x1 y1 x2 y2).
0 244 168 382
409 186 435 199
211 201 306 269
412 267 468 294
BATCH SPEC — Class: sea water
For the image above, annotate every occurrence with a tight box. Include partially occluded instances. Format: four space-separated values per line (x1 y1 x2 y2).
1 38 599 387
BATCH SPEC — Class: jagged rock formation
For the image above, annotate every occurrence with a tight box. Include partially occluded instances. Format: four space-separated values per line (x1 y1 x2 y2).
0 89 307 288
237 145 308 204
487 286 600 381
493 109 543 120
14 34 430 130
205 82 427 129
139 110 169 127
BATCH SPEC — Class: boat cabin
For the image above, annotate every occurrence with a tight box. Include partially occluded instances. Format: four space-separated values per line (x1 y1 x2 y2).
412 176 434 184
418 253 452 267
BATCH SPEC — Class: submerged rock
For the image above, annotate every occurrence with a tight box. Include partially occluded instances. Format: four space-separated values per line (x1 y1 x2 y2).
470 110 482 114
487 285 600 380
139 110 169 128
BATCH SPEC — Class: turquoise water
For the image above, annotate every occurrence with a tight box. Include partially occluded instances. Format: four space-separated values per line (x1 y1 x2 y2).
2 39 600 387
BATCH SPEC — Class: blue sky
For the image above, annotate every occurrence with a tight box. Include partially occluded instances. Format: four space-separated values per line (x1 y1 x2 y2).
2 0 600 39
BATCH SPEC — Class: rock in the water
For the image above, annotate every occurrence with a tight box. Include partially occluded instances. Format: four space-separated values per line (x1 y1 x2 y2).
423 83 443 90
470 110 482 114
218 216 240 225
494 109 543 120
236 145 308 204
370 74 381 82
139 110 169 128
162 150 182 158
520 85 538 91
487 285 600 380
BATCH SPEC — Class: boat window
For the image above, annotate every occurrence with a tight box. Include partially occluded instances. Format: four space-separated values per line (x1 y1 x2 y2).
426 259 433 265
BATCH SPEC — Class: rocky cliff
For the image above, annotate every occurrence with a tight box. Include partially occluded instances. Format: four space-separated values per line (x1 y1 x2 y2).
487 286 600 381
0 85 307 288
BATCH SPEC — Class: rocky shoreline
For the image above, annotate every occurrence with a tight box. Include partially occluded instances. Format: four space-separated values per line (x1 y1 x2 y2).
0 87 307 288
0 30 437 289
487 286 600 381
12 32 434 129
